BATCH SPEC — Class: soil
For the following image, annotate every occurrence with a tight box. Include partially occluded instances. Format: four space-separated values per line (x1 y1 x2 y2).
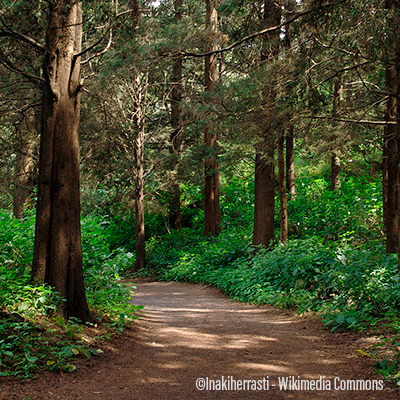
1 278 399 400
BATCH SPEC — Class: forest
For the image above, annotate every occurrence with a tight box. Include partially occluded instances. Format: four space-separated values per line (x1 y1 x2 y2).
1 0 400 391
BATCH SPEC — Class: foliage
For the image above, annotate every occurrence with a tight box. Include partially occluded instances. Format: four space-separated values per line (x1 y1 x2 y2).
148 231 400 328
288 176 383 242
0 211 142 378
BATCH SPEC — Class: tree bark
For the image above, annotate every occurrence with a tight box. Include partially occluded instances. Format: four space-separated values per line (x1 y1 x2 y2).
285 123 295 199
13 106 37 218
384 0 400 254
133 74 147 271
169 0 184 231
253 143 275 247
252 0 281 248
330 152 341 191
134 132 146 270
31 1 91 323
278 135 288 242
330 73 343 191
204 0 221 236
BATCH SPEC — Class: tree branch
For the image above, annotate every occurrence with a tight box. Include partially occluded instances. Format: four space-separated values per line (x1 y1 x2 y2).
80 30 113 65
305 115 395 126
0 48 44 84
181 1 345 58
316 61 371 87
0 17 46 53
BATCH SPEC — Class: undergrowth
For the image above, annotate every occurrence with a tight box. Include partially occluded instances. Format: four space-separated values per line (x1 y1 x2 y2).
0 210 142 378
142 176 400 383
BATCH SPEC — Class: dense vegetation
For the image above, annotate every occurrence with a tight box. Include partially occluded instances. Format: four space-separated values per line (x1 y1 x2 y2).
0 211 141 378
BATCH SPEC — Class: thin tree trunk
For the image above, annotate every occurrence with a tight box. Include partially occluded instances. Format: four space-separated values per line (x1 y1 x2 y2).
278 135 288 242
383 133 389 237
253 143 275 247
330 152 341 191
134 129 146 270
169 0 184 231
31 0 91 323
204 0 221 236
285 123 295 199
13 108 36 218
330 73 343 191
133 74 147 271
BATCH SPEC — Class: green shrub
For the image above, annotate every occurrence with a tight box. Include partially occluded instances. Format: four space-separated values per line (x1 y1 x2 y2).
288 177 383 242
147 231 400 331
0 210 142 378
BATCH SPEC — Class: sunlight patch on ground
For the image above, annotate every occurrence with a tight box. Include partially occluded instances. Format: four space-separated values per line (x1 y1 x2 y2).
156 327 278 349
235 362 293 374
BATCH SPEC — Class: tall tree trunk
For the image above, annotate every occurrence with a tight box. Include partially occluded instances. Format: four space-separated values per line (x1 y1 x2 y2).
133 74 147 271
383 107 398 253
31 1 91 323
278 135 288 242
285 123 295 199
252 0 281 248
383 133 389 240
204 0 221 236
253 143 275 247
384 0 400 254
330 73 343 191
330 152 341 191
134 130 146 271
13 106 37 218
169 0 184 231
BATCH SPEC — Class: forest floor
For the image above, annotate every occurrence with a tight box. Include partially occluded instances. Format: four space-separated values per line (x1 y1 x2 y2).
1 278 399 400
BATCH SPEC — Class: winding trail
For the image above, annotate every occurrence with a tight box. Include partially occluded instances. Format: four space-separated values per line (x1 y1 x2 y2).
2 278 399 399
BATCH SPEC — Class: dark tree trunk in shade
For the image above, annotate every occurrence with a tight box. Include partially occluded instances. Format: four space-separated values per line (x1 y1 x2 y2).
252 0 280 248
169 0 184 231
278 136 288 242
203 0 221 237
285 124 295 199
31 1 91 322
252 143 275 247
384 0 400 254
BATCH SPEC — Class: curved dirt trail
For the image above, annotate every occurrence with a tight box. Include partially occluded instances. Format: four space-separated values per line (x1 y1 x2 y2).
2 278 399 399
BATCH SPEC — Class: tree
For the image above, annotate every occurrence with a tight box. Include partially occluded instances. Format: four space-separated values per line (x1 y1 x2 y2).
330 72 343 191
285 124 295 198
204 0 221 236
133 72 148 271
383 0 400 254
13 100 37 219
30 0 91 322
169 0 185 230
278 135 288 242
252 0 281 248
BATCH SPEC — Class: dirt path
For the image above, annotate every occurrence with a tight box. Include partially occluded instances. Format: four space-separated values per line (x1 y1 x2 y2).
2 279 399 399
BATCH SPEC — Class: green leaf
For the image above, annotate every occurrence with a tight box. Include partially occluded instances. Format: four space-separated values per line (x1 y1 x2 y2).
64 364 76 372
25 355 38 364
71 348 80 355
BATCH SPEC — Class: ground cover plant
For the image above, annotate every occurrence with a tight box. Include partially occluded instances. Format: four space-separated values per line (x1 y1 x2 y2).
0 211 142 378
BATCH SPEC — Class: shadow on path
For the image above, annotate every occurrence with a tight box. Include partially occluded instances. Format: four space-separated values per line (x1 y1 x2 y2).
1 278 398 399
